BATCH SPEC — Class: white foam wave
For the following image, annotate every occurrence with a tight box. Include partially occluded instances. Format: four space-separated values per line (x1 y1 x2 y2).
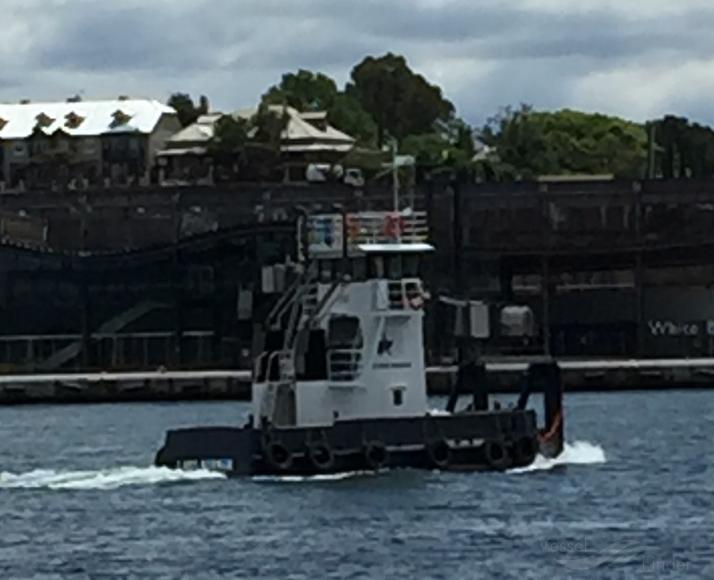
252 471 377 483
0 466 226 490
509 441 606 474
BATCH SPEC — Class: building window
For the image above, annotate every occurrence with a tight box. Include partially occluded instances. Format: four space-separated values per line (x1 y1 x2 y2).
12 143 27 158
83 140 97 155
392 388 404 407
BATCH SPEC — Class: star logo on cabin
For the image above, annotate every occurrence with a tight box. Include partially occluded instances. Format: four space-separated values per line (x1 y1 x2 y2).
378 334 393 356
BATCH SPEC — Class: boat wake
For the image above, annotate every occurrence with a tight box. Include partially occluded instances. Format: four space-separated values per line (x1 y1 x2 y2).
509 441 606 474
0 466 226 491
252 471 378 483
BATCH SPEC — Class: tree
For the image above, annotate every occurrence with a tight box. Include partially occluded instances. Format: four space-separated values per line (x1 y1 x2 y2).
347 53 455 146
264 69 377 146
651 115 714 179
481 106 648 180
263 70 338 111
328 94 378 147
238 103 291 181
167 93 210 127
207 116 249 161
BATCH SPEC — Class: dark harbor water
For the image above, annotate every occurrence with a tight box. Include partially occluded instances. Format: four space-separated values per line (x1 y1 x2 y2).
1 392 713 579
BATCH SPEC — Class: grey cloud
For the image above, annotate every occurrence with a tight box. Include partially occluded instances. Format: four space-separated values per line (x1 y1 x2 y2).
4 0 714 126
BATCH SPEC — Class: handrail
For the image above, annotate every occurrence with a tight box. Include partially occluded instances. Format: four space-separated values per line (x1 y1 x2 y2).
308 281 341 326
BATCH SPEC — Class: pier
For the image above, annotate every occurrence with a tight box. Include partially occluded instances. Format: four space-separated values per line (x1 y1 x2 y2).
2 358 714 405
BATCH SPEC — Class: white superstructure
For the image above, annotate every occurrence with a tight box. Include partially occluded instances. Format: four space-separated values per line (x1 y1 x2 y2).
252 210 433 428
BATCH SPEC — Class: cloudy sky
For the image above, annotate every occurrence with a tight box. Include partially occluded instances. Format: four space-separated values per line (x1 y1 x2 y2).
4 0 714 126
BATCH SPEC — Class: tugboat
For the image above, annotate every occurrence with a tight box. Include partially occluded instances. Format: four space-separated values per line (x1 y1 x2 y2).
155 210 565 475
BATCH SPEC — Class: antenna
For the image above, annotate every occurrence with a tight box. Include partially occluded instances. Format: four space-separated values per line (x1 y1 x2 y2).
392 140 399 213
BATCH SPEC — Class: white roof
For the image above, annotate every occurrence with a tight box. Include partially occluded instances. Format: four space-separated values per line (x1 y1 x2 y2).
0 99 176 139
167 122 215 144
236 105 355 150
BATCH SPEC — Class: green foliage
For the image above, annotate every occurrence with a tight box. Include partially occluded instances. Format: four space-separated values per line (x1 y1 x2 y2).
252 103 289 149
167 93 209 127
347 53 455 146
481 106 648 179
263 69 338 111
207 116 249 161
328 94 378 147
264 69 378 147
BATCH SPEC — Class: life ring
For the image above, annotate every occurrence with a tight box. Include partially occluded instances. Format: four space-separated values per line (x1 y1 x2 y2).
364 441 389 470
264 441 293 471
511 436 538 466
426 440 451 469
383 214 405 239
405 283 425 310
483 440 510 471
307 443 335 472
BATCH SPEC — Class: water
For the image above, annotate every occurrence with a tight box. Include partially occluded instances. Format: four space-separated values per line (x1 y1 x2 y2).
1 392 713 579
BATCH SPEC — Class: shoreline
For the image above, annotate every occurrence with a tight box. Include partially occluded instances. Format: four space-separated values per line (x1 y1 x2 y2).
1 357 713 405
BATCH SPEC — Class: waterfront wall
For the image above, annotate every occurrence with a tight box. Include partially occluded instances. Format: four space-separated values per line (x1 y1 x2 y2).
1 178 714 371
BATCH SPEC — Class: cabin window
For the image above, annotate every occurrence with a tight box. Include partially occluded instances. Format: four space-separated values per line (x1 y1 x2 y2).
392 388 404 407
318 259 338 283
369 256 385 279
328 315 362 349
351 257 367 281
386 255 403 280
403 254 420 277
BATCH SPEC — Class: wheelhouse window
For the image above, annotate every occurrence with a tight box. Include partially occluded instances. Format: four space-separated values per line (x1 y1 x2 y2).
386 255 403 280
403 254 420 277
328 315 363 349
368 256 385 279
351 257 367 281
318 259 339 283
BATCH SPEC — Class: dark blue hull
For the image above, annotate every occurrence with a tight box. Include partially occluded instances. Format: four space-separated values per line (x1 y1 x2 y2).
155 409 546 476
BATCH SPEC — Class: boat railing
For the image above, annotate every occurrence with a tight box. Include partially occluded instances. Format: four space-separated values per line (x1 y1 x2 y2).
254 349 295 384
253 352 267 381
328 349 362 382
346 211 428 246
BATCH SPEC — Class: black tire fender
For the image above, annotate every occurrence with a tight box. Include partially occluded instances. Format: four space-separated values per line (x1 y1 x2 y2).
484 440 510 471
264 441 294 471
307 443 335 471
426 440 452 469
364 441 389 470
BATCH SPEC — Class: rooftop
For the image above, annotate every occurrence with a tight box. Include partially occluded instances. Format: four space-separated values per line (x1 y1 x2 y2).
0 99 176 139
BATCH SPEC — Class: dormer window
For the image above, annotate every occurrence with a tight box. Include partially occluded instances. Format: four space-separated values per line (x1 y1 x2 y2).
65 112 85 129
35 113 54 129
110 109 132 128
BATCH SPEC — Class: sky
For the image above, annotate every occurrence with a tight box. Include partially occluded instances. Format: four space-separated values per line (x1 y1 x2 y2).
3 0 714 127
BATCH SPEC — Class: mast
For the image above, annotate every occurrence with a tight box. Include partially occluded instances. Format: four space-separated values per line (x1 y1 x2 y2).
392 141 399 212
